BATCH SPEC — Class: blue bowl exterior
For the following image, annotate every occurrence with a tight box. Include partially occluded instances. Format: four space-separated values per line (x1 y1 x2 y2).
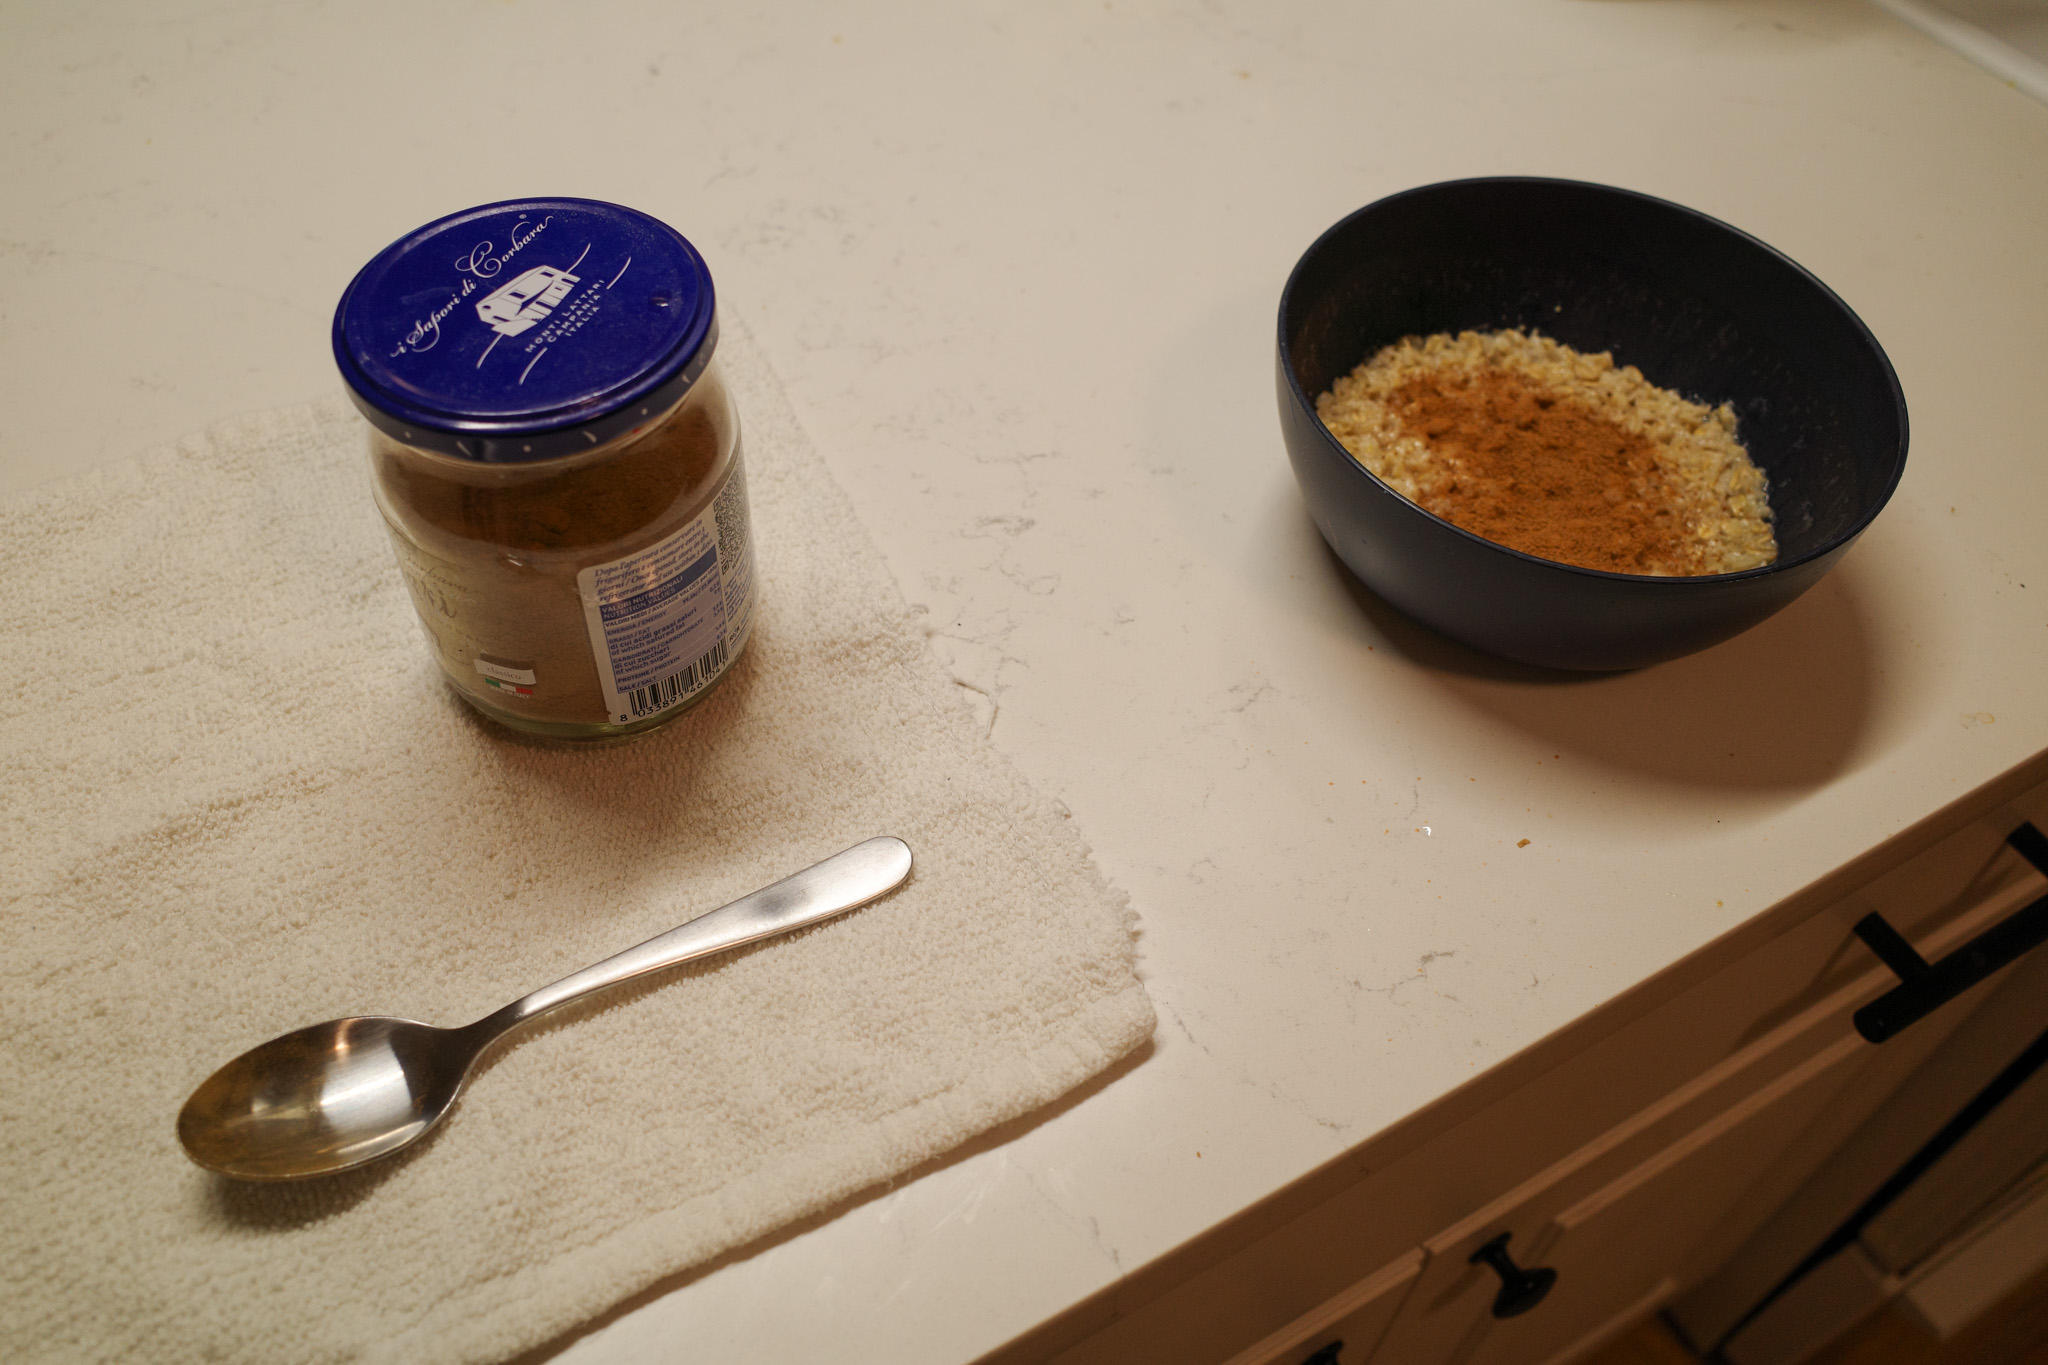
1276 177 1905 672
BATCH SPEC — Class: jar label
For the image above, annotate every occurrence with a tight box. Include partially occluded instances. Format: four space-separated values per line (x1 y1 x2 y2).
577 449 755 723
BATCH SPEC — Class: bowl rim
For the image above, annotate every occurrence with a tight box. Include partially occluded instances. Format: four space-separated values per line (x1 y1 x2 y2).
1277 175 1910 586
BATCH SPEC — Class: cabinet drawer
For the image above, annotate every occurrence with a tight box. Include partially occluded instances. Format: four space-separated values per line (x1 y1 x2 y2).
1221 1250 1422 1365
1464 1034 1868 1365
1672 939 2048 1354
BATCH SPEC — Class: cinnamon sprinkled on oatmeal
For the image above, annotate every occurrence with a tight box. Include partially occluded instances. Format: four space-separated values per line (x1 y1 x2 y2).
1316 329 1776 575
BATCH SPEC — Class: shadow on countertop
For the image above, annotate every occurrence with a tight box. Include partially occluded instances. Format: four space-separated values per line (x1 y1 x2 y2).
1318 527 1885 794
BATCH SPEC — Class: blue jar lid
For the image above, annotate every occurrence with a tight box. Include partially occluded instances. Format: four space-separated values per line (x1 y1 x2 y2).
333 198 717 462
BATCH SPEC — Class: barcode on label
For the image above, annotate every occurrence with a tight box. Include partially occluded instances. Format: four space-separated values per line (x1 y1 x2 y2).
626 638 730 718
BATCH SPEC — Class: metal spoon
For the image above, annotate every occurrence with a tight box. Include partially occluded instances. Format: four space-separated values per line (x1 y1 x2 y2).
177 836 913 1181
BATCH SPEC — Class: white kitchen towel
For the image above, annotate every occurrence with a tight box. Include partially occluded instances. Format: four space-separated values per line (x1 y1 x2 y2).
0 318 1154 1365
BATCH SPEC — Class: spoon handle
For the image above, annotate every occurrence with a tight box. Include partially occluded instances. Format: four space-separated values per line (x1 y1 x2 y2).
484 836 913 1034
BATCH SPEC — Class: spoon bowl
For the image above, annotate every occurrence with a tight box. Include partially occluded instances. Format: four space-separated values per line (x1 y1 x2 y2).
178 837 913 1181
179 1016 484 1180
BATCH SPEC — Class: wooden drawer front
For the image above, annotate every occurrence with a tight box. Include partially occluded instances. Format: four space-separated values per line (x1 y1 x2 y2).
1363 1035 1871 1365
1672 940 2048 1350
1465 1035 1868 1365
1221 1250 1422 1365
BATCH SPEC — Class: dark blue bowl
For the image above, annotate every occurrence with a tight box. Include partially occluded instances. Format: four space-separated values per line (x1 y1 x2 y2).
1277 177 1908 671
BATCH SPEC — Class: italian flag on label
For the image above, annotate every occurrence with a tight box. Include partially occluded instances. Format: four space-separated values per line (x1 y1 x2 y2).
475 659 537 697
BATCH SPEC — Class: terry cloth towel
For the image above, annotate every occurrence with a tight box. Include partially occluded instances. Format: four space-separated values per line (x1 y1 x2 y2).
0 318 1154 1365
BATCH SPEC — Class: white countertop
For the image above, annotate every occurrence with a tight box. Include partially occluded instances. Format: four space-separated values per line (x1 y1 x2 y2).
6 2 2047 1360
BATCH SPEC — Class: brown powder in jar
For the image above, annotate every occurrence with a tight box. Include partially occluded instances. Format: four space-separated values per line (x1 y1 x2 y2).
1389 366 1692 575
372 385 727 725
1315 329 1776 576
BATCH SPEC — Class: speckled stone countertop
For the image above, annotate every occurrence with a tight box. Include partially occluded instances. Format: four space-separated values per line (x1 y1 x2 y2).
4 3 2045 1360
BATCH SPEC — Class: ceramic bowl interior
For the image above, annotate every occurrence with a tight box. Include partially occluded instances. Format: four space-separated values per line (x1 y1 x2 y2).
1276 177 1908 670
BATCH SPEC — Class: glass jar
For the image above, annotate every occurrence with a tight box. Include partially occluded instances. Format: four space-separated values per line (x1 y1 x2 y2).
333 198 756 740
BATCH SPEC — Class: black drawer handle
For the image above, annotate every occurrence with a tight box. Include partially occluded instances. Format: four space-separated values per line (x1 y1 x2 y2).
1852 822 2048 1044
1470 1233 1557 1319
